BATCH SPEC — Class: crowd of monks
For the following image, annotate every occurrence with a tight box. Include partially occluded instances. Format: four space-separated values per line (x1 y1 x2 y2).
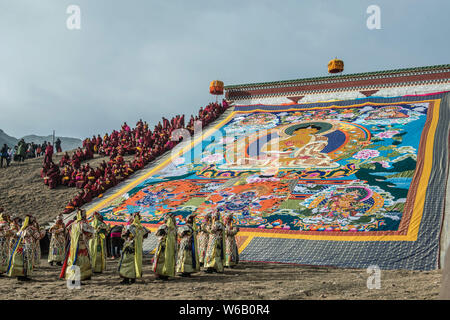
38 101 229 214
0 207 239 284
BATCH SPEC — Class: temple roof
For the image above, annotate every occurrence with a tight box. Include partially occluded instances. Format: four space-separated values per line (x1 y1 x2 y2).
224 64 450 101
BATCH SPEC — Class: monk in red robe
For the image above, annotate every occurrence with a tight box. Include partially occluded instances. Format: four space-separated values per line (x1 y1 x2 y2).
46 163 61 189
64 191 84 214
75 170 86 189
60 152 70 167
61 165 73 186
82 188 93 203
44 142 54 165
72 153 81 169
87 168 96 183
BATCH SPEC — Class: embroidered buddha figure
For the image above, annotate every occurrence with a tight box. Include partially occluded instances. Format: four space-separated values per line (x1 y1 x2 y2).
277 125 335 168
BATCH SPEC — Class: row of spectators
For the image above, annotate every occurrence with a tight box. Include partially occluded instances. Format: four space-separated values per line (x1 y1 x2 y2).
39 100 229 214
0 139 61 168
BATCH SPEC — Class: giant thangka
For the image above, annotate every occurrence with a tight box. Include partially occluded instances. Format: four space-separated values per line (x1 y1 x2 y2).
93 92 450 270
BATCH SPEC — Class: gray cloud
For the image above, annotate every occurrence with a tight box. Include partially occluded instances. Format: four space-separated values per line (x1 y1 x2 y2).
0 0 449 139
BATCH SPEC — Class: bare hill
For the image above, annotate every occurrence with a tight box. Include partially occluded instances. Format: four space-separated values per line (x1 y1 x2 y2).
0 129 82 151
22 134 82 151
0 129 18 148
0 152 109 226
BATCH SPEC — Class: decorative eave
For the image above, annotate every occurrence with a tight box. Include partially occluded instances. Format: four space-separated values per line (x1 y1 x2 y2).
225 64 450 101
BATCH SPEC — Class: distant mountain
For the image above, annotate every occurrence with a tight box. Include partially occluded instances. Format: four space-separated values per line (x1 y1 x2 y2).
22 135 82 152
0 129 19 148
0 129 82 152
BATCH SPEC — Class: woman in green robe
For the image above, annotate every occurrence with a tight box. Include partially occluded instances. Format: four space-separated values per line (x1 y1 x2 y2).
118 212 150 284
48 214 66 266
30 216 46 268
89 212 108 273
152 213 177 280
60 209 95 283
204 211 225 273
223 214 239 268
7 215 41 281
197 213 211 267
176 214 200 277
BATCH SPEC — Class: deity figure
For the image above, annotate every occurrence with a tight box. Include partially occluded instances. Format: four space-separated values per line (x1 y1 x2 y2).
271 124 337 168
365 106 409 120
320 189 364 219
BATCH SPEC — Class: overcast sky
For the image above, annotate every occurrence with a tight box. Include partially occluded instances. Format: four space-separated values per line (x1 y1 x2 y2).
0 0 449 139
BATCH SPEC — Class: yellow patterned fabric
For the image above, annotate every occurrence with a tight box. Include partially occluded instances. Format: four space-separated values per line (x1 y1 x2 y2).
65 220 94 281
118 217 148 279
224 223 239 267
89 217 107 273
48 222 66 263
204 219 225 272
153 216 177 277
7 217 40 278
176 223 199 274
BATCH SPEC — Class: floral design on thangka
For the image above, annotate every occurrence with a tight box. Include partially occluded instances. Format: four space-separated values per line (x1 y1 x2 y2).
224 112 279 135
365 106 409 120
196 181 291 227
339 103 429 172
110 180 203 220
347 128 419 171
236 113 278 126
356 104 424 126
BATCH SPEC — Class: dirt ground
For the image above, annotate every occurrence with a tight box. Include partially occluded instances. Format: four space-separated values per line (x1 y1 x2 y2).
0 152 445 300
0 257 442 300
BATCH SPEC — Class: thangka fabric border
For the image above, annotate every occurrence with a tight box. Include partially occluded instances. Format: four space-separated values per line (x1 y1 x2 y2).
238 92 450 270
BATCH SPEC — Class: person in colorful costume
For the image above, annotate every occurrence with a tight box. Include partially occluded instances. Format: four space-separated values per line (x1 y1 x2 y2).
89 212 108 273
48 214 66 266
7 215 42 281
153 213 177 280
8 217 21 254
60 209 95 283
30 216 46 268
223 214 239 268
204 211 225 273
176 214 200 277
118 212 150 284
197 213 211 267
0 209 12 275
